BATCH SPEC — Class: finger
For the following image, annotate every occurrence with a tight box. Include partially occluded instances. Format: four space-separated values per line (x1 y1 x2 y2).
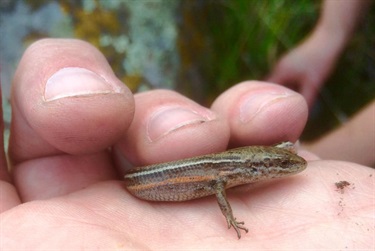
266 67 286 84
0 182 21 212
268 69 318 109
15 152 115 201
0 85 21 212
266 60 292 85
300 79 320 108
267 66 302 93
9 38 134 162
10 39 135 201
114 90 230 169
211 81 308 146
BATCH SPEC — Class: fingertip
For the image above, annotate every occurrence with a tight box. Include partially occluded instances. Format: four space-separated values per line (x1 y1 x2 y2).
115 90 230 167
211 81 308 146
265 72 281 84
10 39 135 161
300 84 319 109
266 61 288 84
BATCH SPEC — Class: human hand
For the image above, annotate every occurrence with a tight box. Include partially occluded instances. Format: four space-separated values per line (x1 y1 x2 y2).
267 28 344 108
1 39 373 250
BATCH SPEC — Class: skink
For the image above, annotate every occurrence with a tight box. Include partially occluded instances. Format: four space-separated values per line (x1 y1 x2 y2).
124 141 307 239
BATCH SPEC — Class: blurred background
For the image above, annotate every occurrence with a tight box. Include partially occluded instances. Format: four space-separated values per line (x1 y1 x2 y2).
0 0 374 144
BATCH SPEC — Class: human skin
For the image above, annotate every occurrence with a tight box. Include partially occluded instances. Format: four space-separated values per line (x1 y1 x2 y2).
303 100 375 167
0 39 374 250
267 0 371 108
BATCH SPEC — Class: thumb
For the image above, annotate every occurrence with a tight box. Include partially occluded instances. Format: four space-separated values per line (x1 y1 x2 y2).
9 39 135 164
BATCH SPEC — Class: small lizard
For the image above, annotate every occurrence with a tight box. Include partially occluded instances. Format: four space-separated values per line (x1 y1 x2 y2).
124 142 307 239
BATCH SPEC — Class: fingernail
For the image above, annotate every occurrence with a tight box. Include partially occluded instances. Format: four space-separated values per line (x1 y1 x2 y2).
147 106 214 142
44 67 122 101
240 91 292 123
